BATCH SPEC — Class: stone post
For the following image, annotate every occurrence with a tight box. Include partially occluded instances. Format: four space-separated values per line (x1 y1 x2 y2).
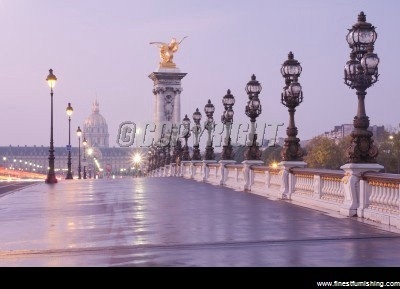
340 163 383 217
278 161 307 199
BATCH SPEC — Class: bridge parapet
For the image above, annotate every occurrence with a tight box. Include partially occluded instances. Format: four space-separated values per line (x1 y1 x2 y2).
205 162 220 185
359 172 400 229
181 161 191 179
288 168 345 215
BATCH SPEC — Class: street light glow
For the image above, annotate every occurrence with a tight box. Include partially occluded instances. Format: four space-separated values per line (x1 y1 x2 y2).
133 153 142 164
270 162 278 169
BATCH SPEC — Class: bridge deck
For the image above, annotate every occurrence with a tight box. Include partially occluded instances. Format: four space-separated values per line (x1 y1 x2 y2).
0 177 400 267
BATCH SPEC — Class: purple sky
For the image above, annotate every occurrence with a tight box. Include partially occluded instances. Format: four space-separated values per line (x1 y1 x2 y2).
0 0 398 147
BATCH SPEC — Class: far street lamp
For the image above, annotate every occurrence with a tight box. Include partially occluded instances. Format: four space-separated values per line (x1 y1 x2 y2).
221 89 235 160
344 11 380 163
82 137 87 179
280 52 304 161
191 108 202 161
244 74 262 160
45 69 58 184
170 124 179 164
181 114 191 161
76 126 82 179
204 99 216 160
133 152 142 177
65 102 74 179
87 147 93 178
159 147 165 167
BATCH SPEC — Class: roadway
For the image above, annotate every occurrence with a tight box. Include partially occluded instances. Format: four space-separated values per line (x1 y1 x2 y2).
0 180 39 197
0 177 400 269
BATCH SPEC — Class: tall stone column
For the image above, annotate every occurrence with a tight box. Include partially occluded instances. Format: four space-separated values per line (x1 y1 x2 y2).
149 67 187 142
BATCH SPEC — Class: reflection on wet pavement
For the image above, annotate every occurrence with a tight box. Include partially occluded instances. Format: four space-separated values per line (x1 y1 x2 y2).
0 177 399 267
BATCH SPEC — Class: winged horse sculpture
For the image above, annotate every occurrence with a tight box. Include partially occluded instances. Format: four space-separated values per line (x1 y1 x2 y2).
150 36 188 67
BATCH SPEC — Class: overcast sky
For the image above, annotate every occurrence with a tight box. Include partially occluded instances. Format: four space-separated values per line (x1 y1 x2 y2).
0 0 398 148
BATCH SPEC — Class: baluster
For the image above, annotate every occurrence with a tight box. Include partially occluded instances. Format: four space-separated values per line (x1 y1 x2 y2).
377 186 384 211
389 187 398 211
369 185 377 209
386 187 394 211
381 186 390 211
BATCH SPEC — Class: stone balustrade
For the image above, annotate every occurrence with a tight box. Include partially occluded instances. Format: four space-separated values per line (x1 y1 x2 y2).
359 172 400 229
149 160 400 230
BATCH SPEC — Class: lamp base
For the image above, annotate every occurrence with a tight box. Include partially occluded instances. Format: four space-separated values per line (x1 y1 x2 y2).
45 173 58 184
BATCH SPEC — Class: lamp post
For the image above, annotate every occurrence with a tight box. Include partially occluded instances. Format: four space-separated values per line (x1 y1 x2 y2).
280 52 304 161
244 74 262 160
344 11 379 163
154 145 159 171
204 99 216 160
2 157 7 177
191 108 202 161
148 145 156 173
76 126 82 179
146 148 153 174
159 147 165 169
87 147 93 178
65 103 74 179
221 89 235 160
169 124 179 175
133 152 142 177
165 143 171 166
93 157 97 179
173 139 183 162
82 137 87 179
45 69 58 184
181 114 191 161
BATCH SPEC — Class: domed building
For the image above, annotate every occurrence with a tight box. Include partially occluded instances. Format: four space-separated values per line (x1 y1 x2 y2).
83 100 110 148
0 100 145 180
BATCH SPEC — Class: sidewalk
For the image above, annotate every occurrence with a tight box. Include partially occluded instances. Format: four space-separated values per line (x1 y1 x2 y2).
0 177 400 267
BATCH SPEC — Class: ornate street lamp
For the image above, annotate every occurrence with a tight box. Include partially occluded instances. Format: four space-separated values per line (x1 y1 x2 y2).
165 143 171 165
173 139 183 164
221 89 235 160
150 145 157 172
65 102 74 179
155 145 160 170
191 108 202 161
169 124 179 164
159 146 165 167
45 69 58 184
76 126 82 179
244 74 262 160
181 114 191 161
344 11 379 163
280 52 304 161
146 149 152 173
82 137 87 179
148 146 157 173
204 99 216 160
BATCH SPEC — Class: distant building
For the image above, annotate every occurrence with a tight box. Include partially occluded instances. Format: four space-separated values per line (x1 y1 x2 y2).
83 100 110 148
323 124 385 143
0 101 142 178
0 145 136 178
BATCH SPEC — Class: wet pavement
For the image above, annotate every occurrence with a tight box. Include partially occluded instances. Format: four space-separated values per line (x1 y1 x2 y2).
0 181 38 197
0 177 400 267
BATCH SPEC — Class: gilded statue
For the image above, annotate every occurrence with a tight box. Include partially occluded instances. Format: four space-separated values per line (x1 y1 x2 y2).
150 36 188 68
